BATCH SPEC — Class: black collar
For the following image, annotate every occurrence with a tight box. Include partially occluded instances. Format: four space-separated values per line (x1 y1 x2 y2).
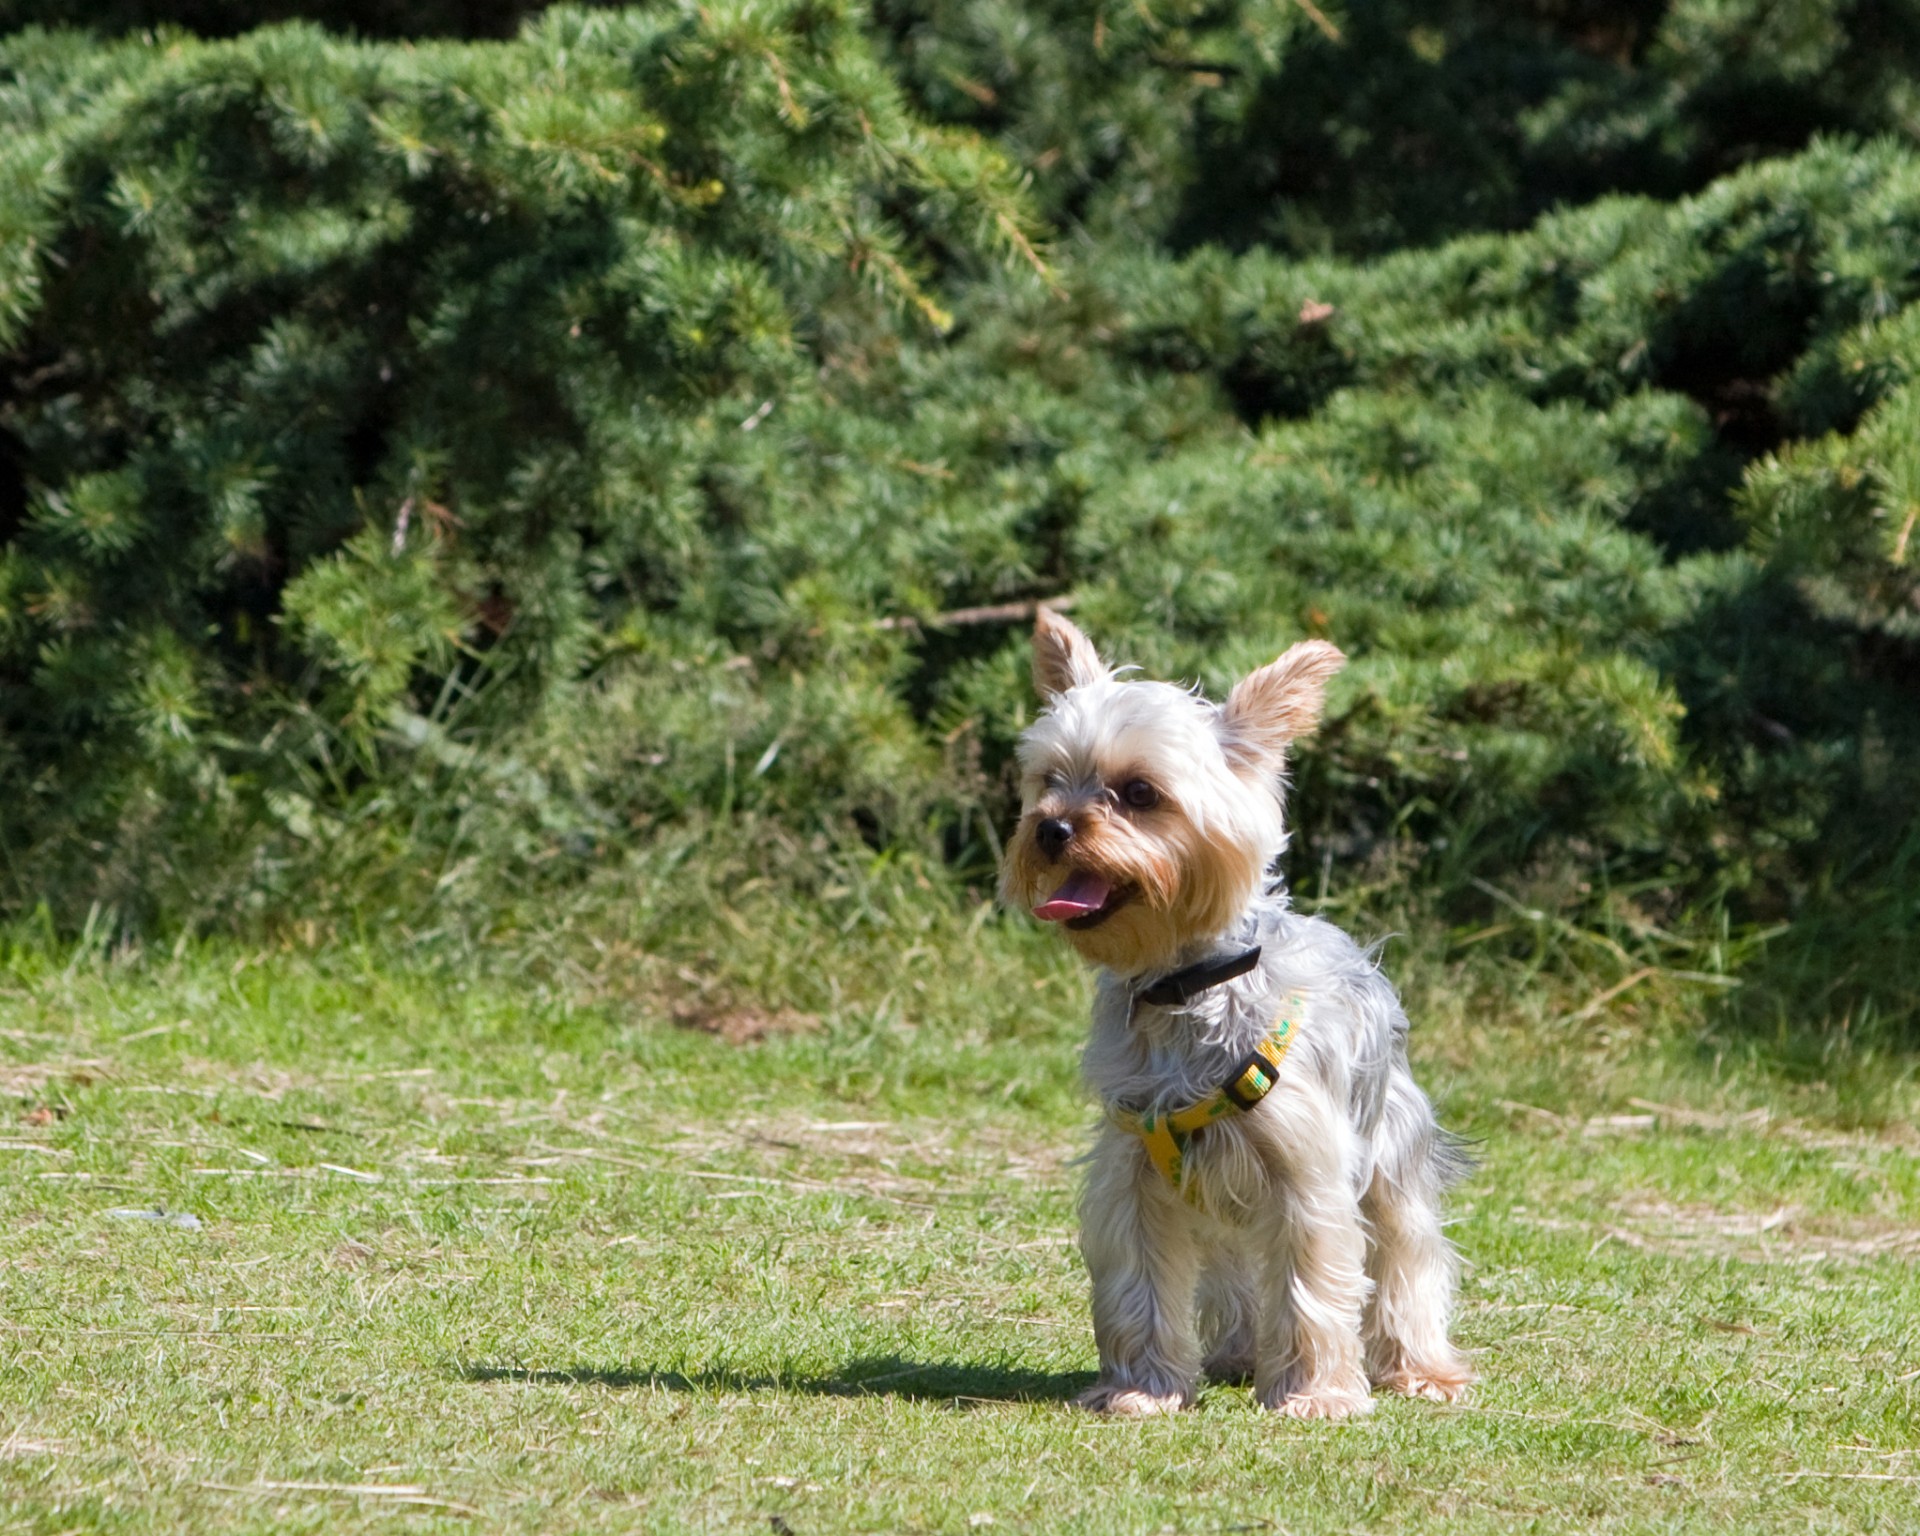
1135 945 1262 1009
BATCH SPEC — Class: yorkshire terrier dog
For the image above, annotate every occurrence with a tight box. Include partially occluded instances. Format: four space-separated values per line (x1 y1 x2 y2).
1003 610 1470 1420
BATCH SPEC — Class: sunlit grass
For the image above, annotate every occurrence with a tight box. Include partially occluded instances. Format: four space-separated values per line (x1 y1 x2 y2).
2 875 1916 1533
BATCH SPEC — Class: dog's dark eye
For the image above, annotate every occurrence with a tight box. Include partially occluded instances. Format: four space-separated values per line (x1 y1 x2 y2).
1121 779 1159 810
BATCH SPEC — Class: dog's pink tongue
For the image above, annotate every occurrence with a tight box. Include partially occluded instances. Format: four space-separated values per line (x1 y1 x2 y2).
1034 871 1113 922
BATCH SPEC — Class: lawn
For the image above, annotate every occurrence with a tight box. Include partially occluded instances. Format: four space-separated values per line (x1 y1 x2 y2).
2 885 1916 1534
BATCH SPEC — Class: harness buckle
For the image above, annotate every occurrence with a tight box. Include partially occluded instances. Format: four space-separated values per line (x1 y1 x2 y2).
1220 1054 1278 1111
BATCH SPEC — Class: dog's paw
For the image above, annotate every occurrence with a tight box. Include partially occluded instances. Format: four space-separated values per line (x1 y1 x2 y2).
1258 1376 1373 1421
1374 1361 1471 1404
1077 1382 1188 1417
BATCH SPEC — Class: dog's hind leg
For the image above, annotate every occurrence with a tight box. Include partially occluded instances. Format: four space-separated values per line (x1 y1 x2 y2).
1077 1131 1202 1416
1361 1070 1472 1402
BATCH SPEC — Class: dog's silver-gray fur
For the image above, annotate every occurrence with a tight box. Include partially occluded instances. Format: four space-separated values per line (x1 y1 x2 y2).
1004 611 1470 1419
1079 891 1469 1418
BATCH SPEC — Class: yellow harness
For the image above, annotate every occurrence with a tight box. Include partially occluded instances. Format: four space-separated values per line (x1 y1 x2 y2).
1109 999 1302 1203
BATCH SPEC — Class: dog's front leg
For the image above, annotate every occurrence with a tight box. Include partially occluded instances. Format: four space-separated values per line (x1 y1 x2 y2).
1077 1129 1201 1416
1251 1095 1374 1421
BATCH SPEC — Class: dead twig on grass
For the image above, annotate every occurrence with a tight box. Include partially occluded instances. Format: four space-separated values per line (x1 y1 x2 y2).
201 1480 478 1514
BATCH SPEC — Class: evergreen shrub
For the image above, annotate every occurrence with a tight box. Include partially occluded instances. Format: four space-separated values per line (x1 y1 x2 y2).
878 0 1920 253
0 4 1041 924
0 1 583 41
0 4 1914 1031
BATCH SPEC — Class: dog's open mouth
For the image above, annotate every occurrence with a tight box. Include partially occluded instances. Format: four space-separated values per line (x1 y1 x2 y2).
1034 871 1133 930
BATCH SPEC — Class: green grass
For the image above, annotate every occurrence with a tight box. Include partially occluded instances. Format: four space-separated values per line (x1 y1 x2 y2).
2 881 1917 1534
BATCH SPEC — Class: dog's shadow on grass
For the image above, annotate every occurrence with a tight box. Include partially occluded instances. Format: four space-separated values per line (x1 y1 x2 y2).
456 1355 1094 1407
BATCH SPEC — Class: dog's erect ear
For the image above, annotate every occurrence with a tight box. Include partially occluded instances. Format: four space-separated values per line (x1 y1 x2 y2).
1032 608 1110 699
1219 640 1346 768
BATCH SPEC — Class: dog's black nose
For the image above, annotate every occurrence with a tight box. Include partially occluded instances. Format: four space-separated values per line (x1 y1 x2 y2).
1036 817 1074 860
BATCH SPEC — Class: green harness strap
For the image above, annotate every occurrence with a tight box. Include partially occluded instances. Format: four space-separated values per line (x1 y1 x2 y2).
1109 998 1302 1203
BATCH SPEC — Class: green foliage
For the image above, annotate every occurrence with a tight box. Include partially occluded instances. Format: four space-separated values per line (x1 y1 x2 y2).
1064 141 1920 1021
0 4 1915 1033
876 1 1920 253
0 0 585 40
874 0 1318 242
1172 0 1920 255
1744 358 1920 642
0 4 1041 924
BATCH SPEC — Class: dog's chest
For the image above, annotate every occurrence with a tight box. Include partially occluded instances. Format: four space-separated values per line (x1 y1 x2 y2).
1086 994 1311 1221
1086 981 1270 1105
1184 1113 1286 1219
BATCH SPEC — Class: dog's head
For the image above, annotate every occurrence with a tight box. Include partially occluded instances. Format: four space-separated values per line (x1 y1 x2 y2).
1001 609 1344 975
